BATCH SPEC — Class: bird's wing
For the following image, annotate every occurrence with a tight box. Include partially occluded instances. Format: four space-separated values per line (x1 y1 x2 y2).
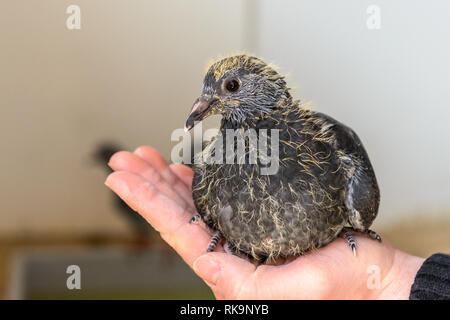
314 112 380 230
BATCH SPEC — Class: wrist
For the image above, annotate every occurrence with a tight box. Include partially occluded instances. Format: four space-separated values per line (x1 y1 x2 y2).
370 249 424 299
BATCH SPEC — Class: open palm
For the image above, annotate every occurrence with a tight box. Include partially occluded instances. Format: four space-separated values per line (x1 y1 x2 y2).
105 146 422 299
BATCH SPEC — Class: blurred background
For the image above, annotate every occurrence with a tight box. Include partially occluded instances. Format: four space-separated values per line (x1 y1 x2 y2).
1 0 449 299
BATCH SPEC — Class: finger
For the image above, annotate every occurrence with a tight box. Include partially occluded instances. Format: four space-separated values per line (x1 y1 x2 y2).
252 239 364 299
194 250 328 299
134 146 195 209
169 163 194 190
193 252 257 299
105 171 210 267
108 151 195 214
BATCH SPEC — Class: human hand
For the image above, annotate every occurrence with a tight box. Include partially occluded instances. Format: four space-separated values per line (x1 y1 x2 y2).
105 146 424 300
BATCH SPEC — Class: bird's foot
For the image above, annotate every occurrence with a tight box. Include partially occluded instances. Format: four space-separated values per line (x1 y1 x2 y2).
341 227 382 256
189 213 201 224
366 229 382 242
206 231 222 253
341 227 357 257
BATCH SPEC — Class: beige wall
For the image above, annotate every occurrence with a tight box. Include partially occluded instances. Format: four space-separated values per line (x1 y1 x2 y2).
257 0 450 229
1 1 449 238
0 0 248 236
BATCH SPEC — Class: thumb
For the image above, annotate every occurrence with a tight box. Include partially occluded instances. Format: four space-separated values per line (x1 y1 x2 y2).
193 252 257 299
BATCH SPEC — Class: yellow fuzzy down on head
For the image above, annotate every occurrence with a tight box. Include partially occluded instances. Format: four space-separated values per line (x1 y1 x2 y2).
204 53 281 81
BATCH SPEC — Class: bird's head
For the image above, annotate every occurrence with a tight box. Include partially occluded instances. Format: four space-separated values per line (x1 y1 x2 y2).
185 55 291 131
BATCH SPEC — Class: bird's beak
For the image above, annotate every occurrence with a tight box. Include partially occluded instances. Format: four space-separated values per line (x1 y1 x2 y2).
184 96 218 132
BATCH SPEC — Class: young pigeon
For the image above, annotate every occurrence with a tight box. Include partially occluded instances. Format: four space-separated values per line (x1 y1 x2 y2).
185 55 381 261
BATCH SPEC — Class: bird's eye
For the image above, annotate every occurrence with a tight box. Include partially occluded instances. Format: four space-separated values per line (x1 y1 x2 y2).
224 79 240 93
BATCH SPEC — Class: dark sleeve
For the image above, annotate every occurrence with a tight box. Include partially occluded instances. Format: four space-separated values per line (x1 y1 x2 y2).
409 253 450 300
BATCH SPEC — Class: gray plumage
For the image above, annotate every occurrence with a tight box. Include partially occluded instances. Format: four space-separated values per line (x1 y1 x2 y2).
185 55 381 261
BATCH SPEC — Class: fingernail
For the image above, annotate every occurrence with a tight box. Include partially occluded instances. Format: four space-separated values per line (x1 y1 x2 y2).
104 172 131 195
104 175 113 188
193 256 221 285
107 152 120 169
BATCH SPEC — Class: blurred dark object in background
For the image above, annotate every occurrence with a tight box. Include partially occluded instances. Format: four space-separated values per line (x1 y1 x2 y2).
92 142 154 252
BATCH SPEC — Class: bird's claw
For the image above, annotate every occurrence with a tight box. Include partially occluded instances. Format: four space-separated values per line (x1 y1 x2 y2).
189 214 201 224
367 229 382 242
351 243 356 256
341 227 382 256
342 228 357 257
207 231 222 253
